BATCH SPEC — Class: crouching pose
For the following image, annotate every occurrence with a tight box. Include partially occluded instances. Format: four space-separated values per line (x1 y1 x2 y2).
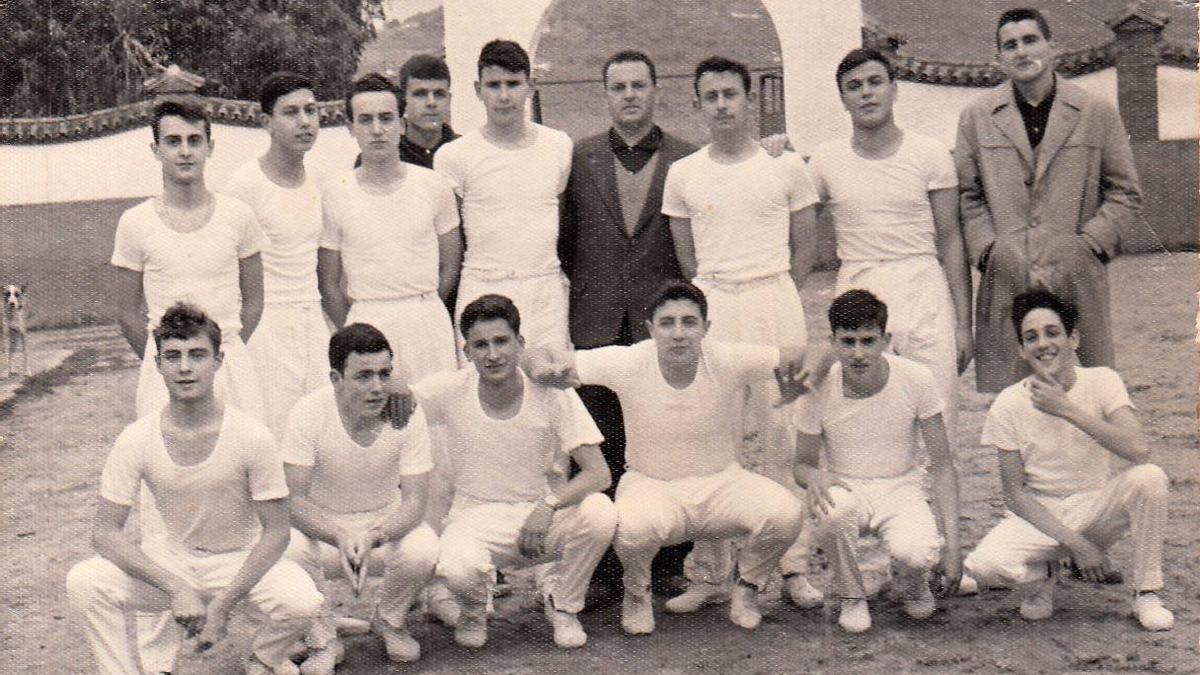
793 290 962 633
963 289 1173 631
528 281 812 635
409 294 617 649
66 304 321 675
282 323 439 671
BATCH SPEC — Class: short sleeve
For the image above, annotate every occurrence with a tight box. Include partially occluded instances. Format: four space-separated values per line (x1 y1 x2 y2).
556 388 605 455
907 361 945 419
433 142 466 197
786 154 819 212
1095 368 1134 416
409 370 462 426
709 340 780 386
98 427 144 506
280 394 321 467
396 407 435 475
660 160 689 218
430 173 461 235
573 345 639 392
234 202 266 258
980 387 1024 451
243 422 289 501
923 137 958 191
110 210 146 271
318 185 343 250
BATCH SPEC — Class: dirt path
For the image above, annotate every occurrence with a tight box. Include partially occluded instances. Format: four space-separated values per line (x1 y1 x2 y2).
2 253 1197 673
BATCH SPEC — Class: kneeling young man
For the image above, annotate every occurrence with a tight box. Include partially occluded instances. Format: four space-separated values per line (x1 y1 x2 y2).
66 304 321 675
794 290 962 633
410 295 616 649
283 323 439 670
963 289 1173 631
528 281 810 635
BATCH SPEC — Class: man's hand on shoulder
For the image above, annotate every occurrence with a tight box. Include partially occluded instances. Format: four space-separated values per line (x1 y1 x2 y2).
523 348 580 389
382 382 417 430
760 133 794 158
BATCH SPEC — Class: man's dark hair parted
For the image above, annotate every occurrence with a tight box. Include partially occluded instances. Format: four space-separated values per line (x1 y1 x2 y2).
151 99 211 143
995 7 1052 48
153 302 222 353
345 72 403 120
478 40 530 78
400 54 452 91
1010 288 1078 338
329 323 393 374
603 50 657 86
259 72 314 116
829 289 889 334
647 280 709 322
835 48 895 92
693 56 751 97
460 294 522 339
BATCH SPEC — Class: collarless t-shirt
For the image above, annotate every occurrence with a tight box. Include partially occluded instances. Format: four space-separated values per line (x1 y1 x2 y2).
574 339 779 480
281 386 434 513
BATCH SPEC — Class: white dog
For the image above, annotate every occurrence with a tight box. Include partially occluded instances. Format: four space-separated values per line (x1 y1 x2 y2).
3 284 31 378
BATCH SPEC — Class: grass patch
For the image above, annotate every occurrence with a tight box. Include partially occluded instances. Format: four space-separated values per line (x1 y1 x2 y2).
0 347 100 423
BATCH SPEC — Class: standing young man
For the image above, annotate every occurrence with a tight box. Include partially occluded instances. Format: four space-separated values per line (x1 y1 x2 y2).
434 40 574 352
282 324 439 670
317 73 462 384
112 99 266 420
65 304 322 675
794 290 961 633
354 54 460 171
224 72 330 439
963 289 1173 631
956 7 1140 392
408 295 616 650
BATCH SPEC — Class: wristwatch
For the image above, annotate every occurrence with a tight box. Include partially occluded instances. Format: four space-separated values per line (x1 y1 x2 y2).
541 494 562 510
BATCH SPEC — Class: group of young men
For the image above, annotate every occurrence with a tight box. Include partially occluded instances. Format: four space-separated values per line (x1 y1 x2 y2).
64 6 1176 674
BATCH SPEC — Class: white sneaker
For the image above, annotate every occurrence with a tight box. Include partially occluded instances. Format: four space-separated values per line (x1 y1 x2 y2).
621 591 655 635
544 600 588 648
838 599 871 633
372 617 420 662
729 582 762 630
784 574 824 609
956 573 980 596
454 603 488 648
298 638 344 675
427 592 461 627
1017 577 1055 621
1132 592 1174 631
663 582 730 614
901 574 936 619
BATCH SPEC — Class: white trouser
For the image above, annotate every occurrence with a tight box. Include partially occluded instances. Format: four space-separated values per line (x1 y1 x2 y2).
347 294 457 383
247 302 331 439
805 470 943 599
615 465 802 593
285 515 439 647
436 493 617 614
66 546 322 674
837 256 960 447
136 331 265 421
454 268 571 359
964 464 1168 592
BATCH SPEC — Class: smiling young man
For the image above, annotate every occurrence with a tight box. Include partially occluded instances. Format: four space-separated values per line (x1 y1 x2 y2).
955 8 1140 393
66 303 322 675
792 290 961 633
281 323 439 670
406 294 616 650
434 40 574 354
963 289 1173 631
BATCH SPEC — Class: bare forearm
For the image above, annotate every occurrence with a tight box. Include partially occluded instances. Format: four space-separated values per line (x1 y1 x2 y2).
94 531 188 595
1007 491 1089 549
437 265 460 303
931 465 961 550
370 499 426 544
217 527 289 605
239 298 263 343
319 284 350 328
289 496 350 547
1065 409 1148 463
117 312 148 356
942 247 972 330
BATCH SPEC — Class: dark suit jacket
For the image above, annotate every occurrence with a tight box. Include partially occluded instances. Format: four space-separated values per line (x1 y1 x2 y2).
559 131 696 349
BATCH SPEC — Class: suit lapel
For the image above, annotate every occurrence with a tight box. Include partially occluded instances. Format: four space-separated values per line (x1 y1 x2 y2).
584 146 626 236
1034 85 1083 185
991 88 1036 174
632 137 686 237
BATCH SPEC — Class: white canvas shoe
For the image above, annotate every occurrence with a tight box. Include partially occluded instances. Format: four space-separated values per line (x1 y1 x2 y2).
1132 592 1174 631
838 599 871 633
664 582 730 614
784 574 824 609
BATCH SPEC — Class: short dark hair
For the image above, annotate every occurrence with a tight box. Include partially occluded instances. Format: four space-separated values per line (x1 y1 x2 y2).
153 302 221 353
151 100 211 143
602 50 657 86
996 8 1052 48
400 54 451 91
693 56 751 97
1010 288 1077 338
829 289 888 334
835 48 895 92
328 323 392 374
478 40 530 79
259 72 314 115
345 72 403 120
647 280 708 322
460 294 521 339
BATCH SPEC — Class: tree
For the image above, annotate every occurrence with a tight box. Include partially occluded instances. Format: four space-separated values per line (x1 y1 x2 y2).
0 0 383 117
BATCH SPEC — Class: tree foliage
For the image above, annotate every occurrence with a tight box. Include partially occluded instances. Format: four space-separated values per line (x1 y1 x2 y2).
1 0 384 117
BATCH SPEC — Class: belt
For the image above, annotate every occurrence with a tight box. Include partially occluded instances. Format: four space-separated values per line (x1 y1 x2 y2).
462 266 562 282
693 270 788 291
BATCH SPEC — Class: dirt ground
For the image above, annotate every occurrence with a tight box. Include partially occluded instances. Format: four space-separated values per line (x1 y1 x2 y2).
2 253 1197 674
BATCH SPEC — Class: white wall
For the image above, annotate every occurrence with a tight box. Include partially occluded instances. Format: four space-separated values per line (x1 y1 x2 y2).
1159 65 1200 141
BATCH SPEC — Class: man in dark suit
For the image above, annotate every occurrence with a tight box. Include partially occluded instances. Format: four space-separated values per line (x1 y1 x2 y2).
559 50 695 600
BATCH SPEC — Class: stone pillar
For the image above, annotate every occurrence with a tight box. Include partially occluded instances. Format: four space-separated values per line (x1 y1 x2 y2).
1106 4 1168 143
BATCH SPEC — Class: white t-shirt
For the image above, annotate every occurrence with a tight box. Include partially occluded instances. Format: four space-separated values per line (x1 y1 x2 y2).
222 160 324 304
433 124 572 275
410 368 602 503
793 354 944 479
111 195 264 333
99 406 286 554
281 386 434 514
809 133 957 263
982 367 1133 497
575 339 779 481
661 146 818 282
319 167 459 301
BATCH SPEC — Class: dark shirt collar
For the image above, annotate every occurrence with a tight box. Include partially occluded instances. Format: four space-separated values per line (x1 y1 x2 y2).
608 125 663 173
398 124 459 169
1013 77 1056 149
